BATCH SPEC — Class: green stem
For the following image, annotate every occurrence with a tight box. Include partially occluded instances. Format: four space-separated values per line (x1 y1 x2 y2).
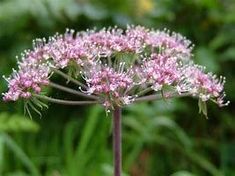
49 82 98 100
136 87 152 97
134 92 191 103
52 69 87 89
33 94 98 105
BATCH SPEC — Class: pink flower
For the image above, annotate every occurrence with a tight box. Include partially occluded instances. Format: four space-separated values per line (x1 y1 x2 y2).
141 54 181 91
2 26 228 109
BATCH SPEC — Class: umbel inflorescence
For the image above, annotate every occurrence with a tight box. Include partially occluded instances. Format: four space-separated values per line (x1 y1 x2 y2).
2 26 229 114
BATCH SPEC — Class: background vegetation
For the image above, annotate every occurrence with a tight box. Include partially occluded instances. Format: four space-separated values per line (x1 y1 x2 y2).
0 0 234 175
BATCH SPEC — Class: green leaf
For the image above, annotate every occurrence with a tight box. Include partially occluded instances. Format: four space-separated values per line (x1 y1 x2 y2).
63 120 80 168
0 113 40 132
24 102 32 120
1 133 40 176
210 31 235 50
28 102 42 118
198 99 208 119
171 170 197 176
194 47 219 72
82 3 107 20
220 47 235 61
0 135 4 175
101 163 129 176
31 97 48 109
185 150 223 176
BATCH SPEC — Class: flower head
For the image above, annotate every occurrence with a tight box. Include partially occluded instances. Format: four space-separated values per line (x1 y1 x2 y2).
2 25 229 112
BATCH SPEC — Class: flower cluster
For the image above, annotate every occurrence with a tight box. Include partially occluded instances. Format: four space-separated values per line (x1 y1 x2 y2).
84 64 133 95
2 26 229 110
177 65 227 105
3 52 50 101
141 54 180 91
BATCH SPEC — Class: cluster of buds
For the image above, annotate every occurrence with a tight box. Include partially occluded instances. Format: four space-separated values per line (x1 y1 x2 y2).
2 26 229 111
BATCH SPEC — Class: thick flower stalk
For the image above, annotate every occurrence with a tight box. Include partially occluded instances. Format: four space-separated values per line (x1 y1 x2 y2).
2 26 229 176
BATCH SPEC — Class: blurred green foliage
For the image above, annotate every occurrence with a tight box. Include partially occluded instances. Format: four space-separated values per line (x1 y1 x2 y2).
0 0 234 175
